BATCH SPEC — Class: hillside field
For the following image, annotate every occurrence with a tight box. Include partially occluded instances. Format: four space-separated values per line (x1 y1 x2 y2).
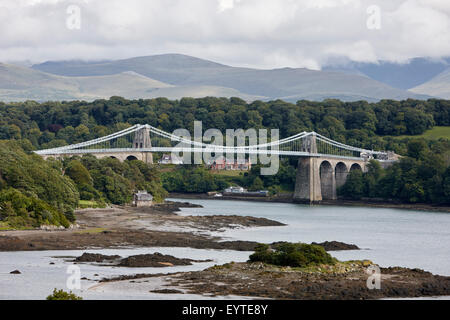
395 126 450 140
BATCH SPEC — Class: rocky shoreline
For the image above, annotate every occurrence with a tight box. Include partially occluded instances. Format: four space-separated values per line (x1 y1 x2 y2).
164 262 450 299
96 260 450 300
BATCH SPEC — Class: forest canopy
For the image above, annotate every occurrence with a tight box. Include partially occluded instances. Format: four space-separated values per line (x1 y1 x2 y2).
0 140 167 229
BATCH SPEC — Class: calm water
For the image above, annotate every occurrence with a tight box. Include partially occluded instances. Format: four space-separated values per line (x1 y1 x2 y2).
170 198 450 276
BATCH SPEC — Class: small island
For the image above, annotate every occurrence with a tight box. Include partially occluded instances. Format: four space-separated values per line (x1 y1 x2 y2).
97 242 450 300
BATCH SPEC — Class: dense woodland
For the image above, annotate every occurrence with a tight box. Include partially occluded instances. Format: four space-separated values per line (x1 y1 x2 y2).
0 140 167 229
1 97 449 153
339 144 450 204
1 97 450 228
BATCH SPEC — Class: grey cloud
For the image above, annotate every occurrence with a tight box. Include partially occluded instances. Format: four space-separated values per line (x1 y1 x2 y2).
0 0 449 68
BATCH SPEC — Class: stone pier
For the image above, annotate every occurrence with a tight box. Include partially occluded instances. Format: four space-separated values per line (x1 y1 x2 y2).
293 156 368 203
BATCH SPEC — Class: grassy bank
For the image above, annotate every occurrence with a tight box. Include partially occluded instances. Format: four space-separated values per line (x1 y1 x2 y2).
394 126 450 140
78 200 106 209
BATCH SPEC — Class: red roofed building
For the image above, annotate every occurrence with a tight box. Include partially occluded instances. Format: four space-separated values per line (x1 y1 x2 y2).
208 157 252 171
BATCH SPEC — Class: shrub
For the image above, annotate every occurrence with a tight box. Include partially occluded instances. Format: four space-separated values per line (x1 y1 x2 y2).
46 289 83 300
0 188 70 228
249 242 335 268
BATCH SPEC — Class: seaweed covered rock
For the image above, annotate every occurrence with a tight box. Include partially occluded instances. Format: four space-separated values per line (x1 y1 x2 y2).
75 252 121 263
119 253 197 267
312 241 359 251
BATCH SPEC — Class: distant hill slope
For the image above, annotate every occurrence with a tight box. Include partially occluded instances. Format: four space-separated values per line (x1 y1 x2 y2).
410 68 450 99
0 63 83 101
0 63 261 102
353 58 449 90
33 54 229 83
31 54 430 102
324 58 450 90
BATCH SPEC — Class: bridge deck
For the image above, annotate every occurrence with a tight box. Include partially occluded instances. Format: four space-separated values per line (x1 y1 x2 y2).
35 148 383 162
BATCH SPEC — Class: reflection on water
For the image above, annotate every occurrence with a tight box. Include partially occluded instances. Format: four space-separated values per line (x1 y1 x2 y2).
170 198 450 276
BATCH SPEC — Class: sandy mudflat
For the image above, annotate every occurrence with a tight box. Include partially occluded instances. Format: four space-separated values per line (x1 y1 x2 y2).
0 202 283 252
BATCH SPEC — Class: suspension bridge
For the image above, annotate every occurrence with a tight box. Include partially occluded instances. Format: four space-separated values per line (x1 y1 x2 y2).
35 124 398 203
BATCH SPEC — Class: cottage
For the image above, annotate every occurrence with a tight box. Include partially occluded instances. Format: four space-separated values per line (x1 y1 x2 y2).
133 191 153 207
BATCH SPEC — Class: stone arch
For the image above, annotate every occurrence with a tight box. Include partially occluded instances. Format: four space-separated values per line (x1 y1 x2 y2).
320 160 334 200
335 162 348 188
350 163 362 172
110 156 118 160
126 155 138 161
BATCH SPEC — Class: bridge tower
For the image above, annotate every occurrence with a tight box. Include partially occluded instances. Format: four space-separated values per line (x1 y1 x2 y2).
293 134 322 203
301 132 317 154
133 125 153 164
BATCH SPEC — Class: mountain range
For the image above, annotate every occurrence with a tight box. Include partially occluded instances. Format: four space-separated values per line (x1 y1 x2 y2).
410 68 450 99
0 54 449 103
324 58 450 90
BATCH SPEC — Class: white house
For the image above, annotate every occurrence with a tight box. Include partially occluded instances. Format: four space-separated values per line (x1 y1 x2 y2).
158 154 183 165
224 186 247 194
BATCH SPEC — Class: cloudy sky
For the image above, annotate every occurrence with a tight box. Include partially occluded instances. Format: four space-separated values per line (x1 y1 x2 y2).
0 0 449 69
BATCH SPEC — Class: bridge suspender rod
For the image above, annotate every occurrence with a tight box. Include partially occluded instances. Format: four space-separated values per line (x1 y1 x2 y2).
35 124 141 154
35 123 388 159
315 133 384 155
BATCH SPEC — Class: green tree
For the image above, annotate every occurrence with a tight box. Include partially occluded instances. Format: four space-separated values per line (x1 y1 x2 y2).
46 289 82 300
364 160 383 197
91 167 132 205
404 108 434 135
249 242 335 268
8 125 22 139
407 139 428 160
339 170 364 200
443 168 450 200
249 177 264 191
65 160 93 186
